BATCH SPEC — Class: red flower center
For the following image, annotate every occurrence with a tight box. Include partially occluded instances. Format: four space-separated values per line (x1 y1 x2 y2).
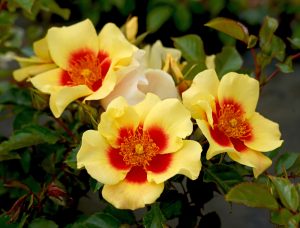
217 102 251 139
119 126 160 168
61 49 111 91
210 100 252 152
108 125 171 183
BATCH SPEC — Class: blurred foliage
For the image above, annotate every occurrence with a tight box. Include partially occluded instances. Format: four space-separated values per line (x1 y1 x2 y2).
0 0 300 227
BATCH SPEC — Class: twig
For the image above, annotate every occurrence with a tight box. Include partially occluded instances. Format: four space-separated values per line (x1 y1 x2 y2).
251 48 261 80
260 52 300 87
53 117 76 142
291 52 300 60
260 68 280 87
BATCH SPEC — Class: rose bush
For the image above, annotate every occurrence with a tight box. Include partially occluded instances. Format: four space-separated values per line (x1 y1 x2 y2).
0 1 300 227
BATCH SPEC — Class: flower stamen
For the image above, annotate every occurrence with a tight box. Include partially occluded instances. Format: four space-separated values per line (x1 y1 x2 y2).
217 103 251 139
120 126 159 168
62 50 111 91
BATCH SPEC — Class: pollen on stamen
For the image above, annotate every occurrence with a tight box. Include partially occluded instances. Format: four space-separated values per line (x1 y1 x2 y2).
119 126 159 168
217 102 251 139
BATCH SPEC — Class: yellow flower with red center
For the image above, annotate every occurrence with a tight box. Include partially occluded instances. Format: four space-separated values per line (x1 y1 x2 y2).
77 93 202 210
28 19 137 118
182 69 283 177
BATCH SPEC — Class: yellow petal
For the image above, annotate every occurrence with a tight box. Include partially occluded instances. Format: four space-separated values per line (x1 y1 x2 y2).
147 140 202 183
218 72 259 118
13 63 56 82
189 69 219 98
31 69 93 117
50 85 93 118
102 180 164 210
77 130 128 184
14 56 49 66
125 16 138 42
98 96 140 147
84 69 117 101
30 68 63 93
245 112 283 152
47 19 98 69
144 40 181 69
98 23 136 67
227 149 272 178
197 119 235 159
183 94 215 125
182 69 219 124
205 55 215 69
144 97 193 153
33 37 51 61
133 93 161 123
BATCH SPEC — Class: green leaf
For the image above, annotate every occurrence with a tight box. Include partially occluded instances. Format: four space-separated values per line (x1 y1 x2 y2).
20 150 31 174
13 0 35 13
275 152 299 175
23 176 41 194
203 164 243 193
146 6 173 32
143 203 166 228
173 4 192 32
0 124 60 156
29 218 58 228
259 16 278 48
0 215 18 227
13 107 38 130
0 87 32 106
64 146 80 170
112 0 135 15
270 176 299 212
287 155 300 176
0 11 16 25
207 0 225 16
89 178 103 193
277 56 294 73
103 204 136 225
288 37 300 49
205 17 249 43
39 0 70 20
266 148 281 159
215 46 243 77
225 182 279 210
247 35 258 48
172 34 206 69
271 208 293 225
83 212 121 228
160 191 183 219
182 62 205 80
288 213 300 228
270 36 286 61
296 184 300 210
0 151 20 161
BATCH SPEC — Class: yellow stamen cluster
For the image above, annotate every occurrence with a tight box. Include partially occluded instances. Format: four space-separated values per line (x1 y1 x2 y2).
217 104 251 138
119 126 159 167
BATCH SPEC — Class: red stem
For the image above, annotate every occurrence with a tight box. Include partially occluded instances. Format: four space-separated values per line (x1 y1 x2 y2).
291 52 300 60
251 48 261 80
261 52 300 87
54 117 76 141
